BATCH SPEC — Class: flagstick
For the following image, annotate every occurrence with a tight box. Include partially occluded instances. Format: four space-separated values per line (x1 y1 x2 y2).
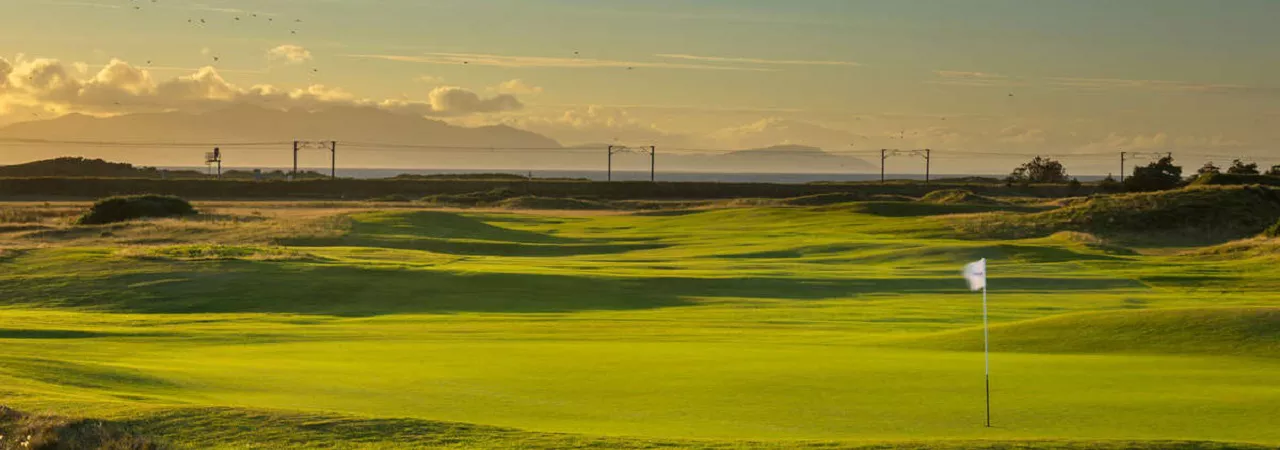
983 282 990 428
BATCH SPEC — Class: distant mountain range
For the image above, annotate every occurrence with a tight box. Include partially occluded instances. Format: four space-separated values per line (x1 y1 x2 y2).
0 104 873 173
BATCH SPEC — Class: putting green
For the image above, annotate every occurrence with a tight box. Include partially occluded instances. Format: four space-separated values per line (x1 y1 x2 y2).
0 205 1277 447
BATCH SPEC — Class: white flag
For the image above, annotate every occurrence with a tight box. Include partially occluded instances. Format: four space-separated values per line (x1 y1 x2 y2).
963 258 986 291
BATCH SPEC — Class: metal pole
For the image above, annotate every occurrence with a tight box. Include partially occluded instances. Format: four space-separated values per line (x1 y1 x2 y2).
1120 151 1126 183
293 140 299 181
880 149 887 184
983 280 991 428
650 146 656 183
330 141 337 180
607 145 613 182
925 149 931 185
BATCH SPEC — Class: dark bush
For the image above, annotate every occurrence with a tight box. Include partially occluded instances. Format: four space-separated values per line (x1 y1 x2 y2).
1265 219 1280 238
1124 156 1183 192
77 195 197 225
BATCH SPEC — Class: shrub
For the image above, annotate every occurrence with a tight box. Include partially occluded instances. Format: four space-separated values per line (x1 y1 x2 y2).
1265 219 1280 238
77 195 197 225
1227 159 1260 175
1007 156 1070 184
1124 156 1182 192
1096 175 1123 193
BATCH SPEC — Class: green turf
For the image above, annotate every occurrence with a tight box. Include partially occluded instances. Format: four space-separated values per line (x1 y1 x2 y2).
0 201 1277 448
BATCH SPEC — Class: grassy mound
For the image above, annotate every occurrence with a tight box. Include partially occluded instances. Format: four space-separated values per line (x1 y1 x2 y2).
894 308 1280 357
956 186 1280 241
1189 173 1280 187
0 406 166 450
779 192 867 206
1264 219 1280 238
496 196 614 210
919 189 1005 205
106 407 1280 449
76 195 196 225
420 187 520 207
118 244 310 261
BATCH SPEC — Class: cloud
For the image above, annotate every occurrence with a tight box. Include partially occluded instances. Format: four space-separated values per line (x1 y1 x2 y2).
506 106 686 146
0 55 524 121
935 70 1006 79
495 79 543 95
654 54 860 67
929 70 1022 87
268 45 312 64
711 118 865 149
1074 132 1250 153
415 75 444 84
1046 77 1268 94
344 52 777 71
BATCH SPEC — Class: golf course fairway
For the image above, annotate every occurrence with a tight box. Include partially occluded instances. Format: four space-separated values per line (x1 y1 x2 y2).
1 201 1277 448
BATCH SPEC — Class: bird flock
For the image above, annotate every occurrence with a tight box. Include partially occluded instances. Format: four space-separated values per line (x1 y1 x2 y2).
126 0 311 72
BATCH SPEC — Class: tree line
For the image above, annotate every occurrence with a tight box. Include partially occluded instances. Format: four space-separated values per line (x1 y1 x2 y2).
1006 155 1280 193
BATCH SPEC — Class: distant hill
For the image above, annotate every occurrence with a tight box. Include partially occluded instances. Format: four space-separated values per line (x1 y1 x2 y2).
0 104 562 149
0 157 202 178
0 105 873 173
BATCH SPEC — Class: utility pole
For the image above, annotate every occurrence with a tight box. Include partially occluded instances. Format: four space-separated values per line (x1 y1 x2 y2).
292 140 300 181
607 145 613 182
650 146 656 183
329 140 337 180
925 149 932 185
880 149 887 184
1120 151 1126 183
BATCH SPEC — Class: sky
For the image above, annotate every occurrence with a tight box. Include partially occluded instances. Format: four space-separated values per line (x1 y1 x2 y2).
1 0 1278 173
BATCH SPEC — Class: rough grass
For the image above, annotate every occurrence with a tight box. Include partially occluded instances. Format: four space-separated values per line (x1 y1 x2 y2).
919 189 1006 205
117 244 312 261
953 186 1280 243
496 196 615 210
0 406 165 450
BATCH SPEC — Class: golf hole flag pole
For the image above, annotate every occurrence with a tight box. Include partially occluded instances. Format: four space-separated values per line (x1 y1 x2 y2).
963 258 990 427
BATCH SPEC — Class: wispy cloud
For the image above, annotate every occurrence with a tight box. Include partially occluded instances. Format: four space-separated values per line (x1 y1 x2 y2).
187 4 277 17
42 1 120 9
145 65 267 74
930 70 1275 95
935 70 1006 79
1046 77 1268 94
929 70 1019 87
343 52 777 72
654 54 860 67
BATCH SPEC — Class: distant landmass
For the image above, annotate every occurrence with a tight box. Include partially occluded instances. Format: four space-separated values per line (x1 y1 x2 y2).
0 104 873 173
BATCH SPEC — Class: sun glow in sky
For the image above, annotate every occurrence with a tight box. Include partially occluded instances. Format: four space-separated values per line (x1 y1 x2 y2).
1 0 1277 168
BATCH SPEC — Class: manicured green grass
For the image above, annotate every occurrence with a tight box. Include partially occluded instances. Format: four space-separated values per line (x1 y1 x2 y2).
0 200 1277 448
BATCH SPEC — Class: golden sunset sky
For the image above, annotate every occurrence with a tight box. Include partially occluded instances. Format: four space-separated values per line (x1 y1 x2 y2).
1 0 1277 171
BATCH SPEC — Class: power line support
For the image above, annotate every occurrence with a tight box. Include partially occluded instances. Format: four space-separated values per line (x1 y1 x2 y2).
925 149 932 185
880 149 887 184
1120 151 1126 183
330 140 337 180
650 146 656 183
607 145 613 182
292 140 300 181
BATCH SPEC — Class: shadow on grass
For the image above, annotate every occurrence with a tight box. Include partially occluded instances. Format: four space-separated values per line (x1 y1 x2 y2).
283 210 667 257
843 202 1039 217
0 328 141 339
0 260 1146 316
